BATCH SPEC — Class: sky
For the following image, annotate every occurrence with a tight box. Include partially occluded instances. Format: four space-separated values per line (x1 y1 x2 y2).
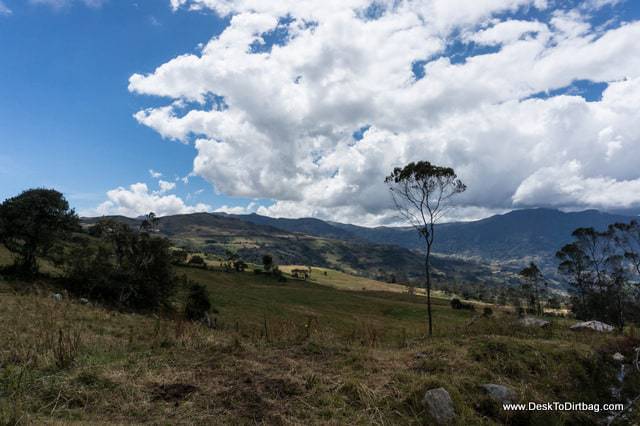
1 0 640 225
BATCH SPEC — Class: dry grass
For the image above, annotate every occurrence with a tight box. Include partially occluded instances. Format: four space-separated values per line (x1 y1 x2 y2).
1 270 639 425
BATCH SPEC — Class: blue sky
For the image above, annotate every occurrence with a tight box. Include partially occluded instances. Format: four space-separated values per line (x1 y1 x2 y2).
2 1 640 224
0 0 259 214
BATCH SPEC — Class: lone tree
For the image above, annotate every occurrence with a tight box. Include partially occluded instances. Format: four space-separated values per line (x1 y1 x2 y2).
518 262 546 316
0 188 78 276
262 254 274 272
385 161 466 336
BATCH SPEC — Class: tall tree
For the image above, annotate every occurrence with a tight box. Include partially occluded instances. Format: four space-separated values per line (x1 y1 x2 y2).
518 262 546 316
385 161 466 336
0 188 78 276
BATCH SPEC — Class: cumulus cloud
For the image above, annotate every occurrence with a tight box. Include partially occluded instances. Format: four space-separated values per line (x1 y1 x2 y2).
127 0 640 224
93 183 211 217
158 180 176 193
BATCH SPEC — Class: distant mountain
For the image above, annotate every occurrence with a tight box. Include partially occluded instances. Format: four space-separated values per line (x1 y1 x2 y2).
234 208 634 261
81 212 494 284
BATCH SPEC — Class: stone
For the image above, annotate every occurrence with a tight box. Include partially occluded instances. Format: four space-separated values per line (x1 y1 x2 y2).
613 352 625 362
422 387 456 425
480 384 517 403
80 298 89 304
570 320 615 332
518 317 550 328
52 293 63 302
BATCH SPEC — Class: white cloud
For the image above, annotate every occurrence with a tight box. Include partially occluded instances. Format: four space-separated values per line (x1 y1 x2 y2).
149 169 163 178
158 180 176 193
214 202 257 215
127 1 640 224
93 182 211 217
466 20 548 45
0 1 12 15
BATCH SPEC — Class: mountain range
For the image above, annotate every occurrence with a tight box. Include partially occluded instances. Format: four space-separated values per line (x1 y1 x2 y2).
82 208 633 286
235 208 632 261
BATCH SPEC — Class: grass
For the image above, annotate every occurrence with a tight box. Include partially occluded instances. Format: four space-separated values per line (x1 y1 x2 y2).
2 263 640 424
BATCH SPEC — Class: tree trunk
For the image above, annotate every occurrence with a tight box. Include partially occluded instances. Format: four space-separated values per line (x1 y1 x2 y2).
425 244 433 337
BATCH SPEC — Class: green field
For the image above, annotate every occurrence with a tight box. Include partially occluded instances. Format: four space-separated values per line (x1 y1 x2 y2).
2 260 638 425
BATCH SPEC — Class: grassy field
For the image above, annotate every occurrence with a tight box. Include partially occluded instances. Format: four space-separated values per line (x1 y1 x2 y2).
2 261 640 424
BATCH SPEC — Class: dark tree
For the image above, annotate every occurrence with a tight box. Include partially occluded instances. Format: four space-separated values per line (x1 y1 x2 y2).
518 262 546 316
171 249 189 265
0 188 78 276
184 283 212 321
140 212 159 233
262 254 273 272
385 161 466 336
65 221 177 310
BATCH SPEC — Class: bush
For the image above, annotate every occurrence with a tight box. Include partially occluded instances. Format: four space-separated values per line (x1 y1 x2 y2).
262 254 273 272
450 298 475 310
184 283 211 321
188 255 206 267
483 307 493 317
64 222 178 311
272 266 287 282
171 249 188 265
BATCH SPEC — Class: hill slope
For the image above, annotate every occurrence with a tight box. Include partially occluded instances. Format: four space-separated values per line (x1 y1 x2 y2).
1 268 633 425
237 208 633 261
82 213 494 284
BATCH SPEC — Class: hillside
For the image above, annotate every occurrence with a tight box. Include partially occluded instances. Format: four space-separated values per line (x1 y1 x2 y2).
237 208 634 262
81 213 497 285
1 265 637 425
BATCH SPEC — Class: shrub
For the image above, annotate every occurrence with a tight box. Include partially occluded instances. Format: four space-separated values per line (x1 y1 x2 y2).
184 283 211 321
188 255 205 267
272 266 287 282
483 307 493 317
262 254 273 272
64 222 178 311
171 249 189 265
450 298 475 310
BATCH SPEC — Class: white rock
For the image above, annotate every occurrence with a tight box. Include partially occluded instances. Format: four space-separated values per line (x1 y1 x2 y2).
613 352 625 362
52 293 63 301
422 387 456 425
570 320 615 332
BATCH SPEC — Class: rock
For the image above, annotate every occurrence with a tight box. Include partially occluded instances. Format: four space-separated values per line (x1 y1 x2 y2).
613 352 625 362
518 317 550 328
480 384 517 403
570 320 615 332
52 293 63 302
80 298 89 305
422 387 456 425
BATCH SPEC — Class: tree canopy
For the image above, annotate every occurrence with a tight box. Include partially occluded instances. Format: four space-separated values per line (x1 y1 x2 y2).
0 188 78 276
